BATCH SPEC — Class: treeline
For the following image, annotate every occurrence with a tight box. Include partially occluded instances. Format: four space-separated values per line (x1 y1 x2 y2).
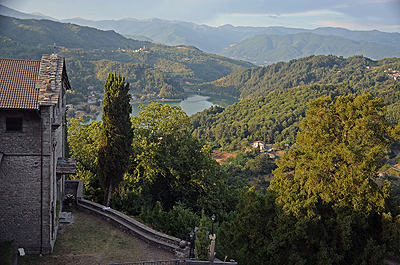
195 55 400 99
191 56 400 150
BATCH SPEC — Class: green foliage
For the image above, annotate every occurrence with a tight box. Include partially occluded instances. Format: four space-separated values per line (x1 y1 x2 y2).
128 102 231 214
93 59 184 98
222 150 276 192
192 55 400 148
0 15 253 105
220 94 400 265
269 93 399 264
0 15 140 51
98 73 133 206
195 211 210 261
271 94 392 216
196 55 400 100
67 118 103 202
138 202 200 237
219 187 276 265
192 83 354 147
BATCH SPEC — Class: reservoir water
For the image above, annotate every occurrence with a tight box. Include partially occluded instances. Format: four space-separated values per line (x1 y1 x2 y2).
95 93 238 120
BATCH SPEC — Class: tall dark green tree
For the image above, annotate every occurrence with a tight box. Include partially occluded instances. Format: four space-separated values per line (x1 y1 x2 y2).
98 73 133 206
268 93 400 264
220 93 400 265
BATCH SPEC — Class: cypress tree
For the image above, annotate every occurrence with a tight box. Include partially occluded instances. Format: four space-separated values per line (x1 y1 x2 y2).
98 72 133 206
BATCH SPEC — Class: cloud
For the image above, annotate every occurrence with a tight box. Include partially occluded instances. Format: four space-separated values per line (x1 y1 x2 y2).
283 9 343 17
221 13 280 18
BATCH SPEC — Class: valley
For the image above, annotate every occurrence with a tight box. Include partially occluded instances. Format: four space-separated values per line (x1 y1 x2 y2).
1 6 400 265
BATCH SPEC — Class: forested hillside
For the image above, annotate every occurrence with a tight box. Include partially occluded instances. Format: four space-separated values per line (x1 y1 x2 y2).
196 55 400 98
192 55 400 149
0 15 253 102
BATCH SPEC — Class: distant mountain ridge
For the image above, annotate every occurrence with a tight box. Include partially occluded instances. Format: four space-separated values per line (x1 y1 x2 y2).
0 4 55 20
220 32 400 65
1 4 399 64
60 17 400 56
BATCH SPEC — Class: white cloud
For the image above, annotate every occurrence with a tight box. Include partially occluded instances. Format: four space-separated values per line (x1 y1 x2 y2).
221 13 280 18
283 9 343 17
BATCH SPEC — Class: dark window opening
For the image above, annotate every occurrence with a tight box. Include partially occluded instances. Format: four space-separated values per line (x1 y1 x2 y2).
6 118 23 132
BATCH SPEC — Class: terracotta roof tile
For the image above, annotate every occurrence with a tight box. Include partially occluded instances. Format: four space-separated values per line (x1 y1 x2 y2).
0 54 69 110
0 58 41 109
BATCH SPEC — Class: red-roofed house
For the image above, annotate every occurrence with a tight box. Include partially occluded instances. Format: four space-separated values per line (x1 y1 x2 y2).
252 141 265 150
0 54 76 254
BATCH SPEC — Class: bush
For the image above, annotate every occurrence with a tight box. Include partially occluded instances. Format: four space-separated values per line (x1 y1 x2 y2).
139 202 200 238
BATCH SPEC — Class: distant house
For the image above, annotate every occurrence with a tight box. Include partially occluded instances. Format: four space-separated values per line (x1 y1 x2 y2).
252 141 265 150
0 54 76 254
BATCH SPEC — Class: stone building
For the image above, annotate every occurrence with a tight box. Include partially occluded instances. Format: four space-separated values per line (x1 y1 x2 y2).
0 54 76 254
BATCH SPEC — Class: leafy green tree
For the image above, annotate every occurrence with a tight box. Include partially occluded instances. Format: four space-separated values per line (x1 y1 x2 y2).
219 187 276 265
98 73 133 206
272 93 393 217
195 211 210 261
128 102 230 214
220 94 400 265
67 118 102 201
269 93 400 264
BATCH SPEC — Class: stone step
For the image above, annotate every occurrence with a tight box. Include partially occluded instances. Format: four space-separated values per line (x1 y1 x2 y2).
59 211 73 224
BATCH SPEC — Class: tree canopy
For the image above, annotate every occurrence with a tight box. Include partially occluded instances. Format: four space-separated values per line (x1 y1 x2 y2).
126 102 231 214
98 73 133 206
220 93 400 265
271 93 393 216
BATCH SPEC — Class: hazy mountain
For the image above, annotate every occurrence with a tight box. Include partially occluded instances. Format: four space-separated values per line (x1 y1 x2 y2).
1 4 399 64
0 4 56 20
0 15 140 50
220 33 400 65
61 17 400 54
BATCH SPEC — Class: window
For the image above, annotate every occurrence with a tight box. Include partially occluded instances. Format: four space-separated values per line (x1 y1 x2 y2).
6 118 22 132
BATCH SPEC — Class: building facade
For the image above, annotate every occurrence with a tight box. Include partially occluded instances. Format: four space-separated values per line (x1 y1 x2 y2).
0 54 76 254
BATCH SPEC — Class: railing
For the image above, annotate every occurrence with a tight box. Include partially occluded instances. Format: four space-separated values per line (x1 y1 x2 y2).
110 259 186 265
110 260 238 265
76 199 189 258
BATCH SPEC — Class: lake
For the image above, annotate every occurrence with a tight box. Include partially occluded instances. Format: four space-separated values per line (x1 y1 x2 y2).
95 93 238 120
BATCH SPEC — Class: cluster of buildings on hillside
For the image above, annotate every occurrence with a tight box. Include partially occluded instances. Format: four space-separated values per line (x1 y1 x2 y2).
66 86 103 120
385 68 400 80
115 46 150 53
252 141 276 159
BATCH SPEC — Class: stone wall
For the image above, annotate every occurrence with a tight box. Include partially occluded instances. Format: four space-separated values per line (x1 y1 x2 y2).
0 105 64 254
77 199 190 259
0 110 43 254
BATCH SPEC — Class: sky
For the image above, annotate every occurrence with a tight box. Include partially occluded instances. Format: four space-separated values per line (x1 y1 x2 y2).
1 0 400 32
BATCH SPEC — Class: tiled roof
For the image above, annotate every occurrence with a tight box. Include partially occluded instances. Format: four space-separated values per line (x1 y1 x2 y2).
0 54 69 110
0 58 41 109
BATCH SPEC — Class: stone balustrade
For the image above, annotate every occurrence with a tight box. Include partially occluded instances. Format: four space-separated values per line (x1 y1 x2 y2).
76 198 190 259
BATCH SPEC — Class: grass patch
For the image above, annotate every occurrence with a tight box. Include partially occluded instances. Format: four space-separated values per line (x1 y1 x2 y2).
18 208 173 265
0 241 13 265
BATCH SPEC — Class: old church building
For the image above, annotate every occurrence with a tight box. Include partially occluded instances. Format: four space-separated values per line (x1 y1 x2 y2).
0 54 76 254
